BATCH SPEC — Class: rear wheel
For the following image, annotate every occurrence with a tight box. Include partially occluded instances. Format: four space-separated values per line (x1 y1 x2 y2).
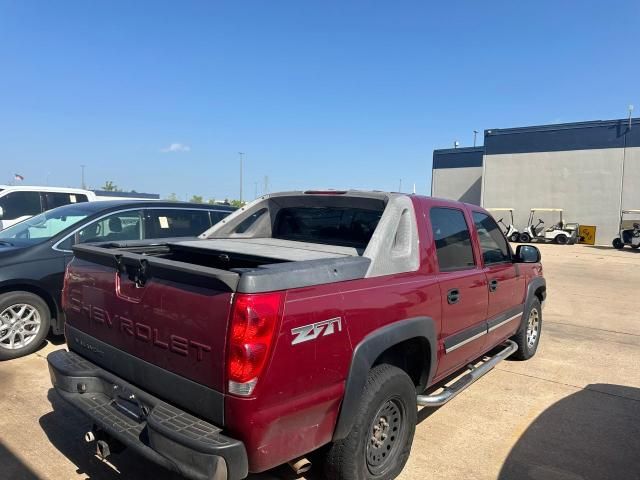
519 232 531 243
323 364 416 480
0 292 50 360
511 298 542 361
612 238 624 249
510 233 520 242
632 244 640 250
555 234 568 245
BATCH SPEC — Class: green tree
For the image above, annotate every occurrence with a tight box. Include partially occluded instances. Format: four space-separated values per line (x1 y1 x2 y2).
166 193 179 201
190 195 204 203
229 199 246 208
102 180 121 192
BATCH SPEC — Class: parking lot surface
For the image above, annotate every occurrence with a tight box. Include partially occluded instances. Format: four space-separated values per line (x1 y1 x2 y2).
2 244 639 480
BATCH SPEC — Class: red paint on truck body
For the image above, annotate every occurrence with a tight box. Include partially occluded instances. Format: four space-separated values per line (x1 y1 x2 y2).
62 194 544 473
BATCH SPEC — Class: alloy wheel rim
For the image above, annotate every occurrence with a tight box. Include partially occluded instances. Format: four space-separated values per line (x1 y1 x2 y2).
526 308 539 348
366 397 405 475
0 304 41 350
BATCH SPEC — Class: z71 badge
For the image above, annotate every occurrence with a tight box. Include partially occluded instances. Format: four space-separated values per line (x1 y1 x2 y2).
291 317 343 345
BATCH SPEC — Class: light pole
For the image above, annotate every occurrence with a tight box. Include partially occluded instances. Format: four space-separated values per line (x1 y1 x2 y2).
473 130 478 147
238 152 245 203
80 165 86 189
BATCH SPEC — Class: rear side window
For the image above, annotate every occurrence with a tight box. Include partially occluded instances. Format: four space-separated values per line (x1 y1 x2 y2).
472 212 511 265
44 192 88 210
273 207 382 249
145 209 213 239
0 191 42 220
429 207 475 271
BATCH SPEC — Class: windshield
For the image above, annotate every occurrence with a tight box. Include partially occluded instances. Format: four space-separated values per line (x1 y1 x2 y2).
0 203 94 245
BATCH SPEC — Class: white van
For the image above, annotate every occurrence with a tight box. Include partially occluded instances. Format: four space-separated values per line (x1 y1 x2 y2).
0 186 97 230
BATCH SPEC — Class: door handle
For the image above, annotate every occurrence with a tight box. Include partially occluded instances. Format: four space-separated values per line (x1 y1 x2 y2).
447 288 460 304
489 279 499 292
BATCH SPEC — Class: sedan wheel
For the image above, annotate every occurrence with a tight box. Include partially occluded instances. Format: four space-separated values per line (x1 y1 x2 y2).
0 292 50 360
0 303 42 350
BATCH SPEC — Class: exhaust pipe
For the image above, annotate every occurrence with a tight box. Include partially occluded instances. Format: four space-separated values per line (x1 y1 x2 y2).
288 457 312 475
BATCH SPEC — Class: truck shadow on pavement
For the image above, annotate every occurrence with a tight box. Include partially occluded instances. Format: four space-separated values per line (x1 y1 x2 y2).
39 389 312 480
498 383 640 480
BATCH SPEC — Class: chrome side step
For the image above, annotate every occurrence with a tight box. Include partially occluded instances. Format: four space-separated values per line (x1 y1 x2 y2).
416 340 518 407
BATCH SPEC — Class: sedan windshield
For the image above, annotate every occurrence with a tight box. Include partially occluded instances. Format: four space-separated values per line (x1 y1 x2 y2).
0 204 94 245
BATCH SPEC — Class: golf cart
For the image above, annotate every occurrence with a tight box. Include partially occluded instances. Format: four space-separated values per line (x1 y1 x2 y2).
612 209 640 249
487 208 520 242
520 208 578 245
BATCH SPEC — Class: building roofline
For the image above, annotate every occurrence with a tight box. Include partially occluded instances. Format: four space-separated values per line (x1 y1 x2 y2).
485 117 640 136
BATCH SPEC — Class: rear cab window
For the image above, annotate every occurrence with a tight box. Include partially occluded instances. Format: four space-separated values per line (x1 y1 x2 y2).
273 207 382 249
429 207 476 271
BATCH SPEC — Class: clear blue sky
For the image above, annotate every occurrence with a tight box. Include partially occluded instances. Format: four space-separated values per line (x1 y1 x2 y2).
1 1 638 200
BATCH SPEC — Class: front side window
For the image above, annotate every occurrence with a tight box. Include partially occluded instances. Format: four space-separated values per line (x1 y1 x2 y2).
429 207 475 271
0 191 42 220
73 210 143 245
145 209 213 239
472 212 511 265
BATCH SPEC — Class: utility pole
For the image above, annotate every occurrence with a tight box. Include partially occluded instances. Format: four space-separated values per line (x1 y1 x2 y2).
473 130 478 147
628 105 634 130
263 175 269 195
254 182 258 199
398 179 402 192
238 152 245 203
80 165 86 189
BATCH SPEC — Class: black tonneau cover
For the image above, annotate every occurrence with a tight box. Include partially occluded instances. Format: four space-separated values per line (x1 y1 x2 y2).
73 242 371 294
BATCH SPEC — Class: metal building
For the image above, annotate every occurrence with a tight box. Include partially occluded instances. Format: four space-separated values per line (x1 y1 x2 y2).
432 118 640 244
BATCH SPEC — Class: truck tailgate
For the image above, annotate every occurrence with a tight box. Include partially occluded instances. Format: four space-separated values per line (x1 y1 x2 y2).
64 245 239 393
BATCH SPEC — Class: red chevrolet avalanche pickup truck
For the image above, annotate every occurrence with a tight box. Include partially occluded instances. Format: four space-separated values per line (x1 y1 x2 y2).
48 191 545 480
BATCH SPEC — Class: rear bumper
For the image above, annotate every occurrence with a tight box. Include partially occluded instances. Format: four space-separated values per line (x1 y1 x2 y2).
47 349 249 480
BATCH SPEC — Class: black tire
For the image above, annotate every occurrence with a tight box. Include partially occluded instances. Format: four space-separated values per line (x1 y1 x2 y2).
511 298 542 361
612 238 624 249
0 291 51 360
555 234 568 245
631 244 640 250
510 233 520 243
519 232 531 243
323 364 417 480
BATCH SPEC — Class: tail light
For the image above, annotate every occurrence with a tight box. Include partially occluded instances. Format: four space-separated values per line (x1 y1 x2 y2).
227 292 284 396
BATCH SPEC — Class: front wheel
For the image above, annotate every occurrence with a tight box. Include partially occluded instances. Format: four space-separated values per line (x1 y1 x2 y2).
323 364 417 480
631 244 640 250
511 298 542 361
519 232 531 243
510 233 520 243
0 292 50 360
612 238 624 249
555 234 568 245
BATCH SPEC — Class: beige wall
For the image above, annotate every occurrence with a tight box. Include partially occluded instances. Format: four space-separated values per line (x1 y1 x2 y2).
432 166 482 205
483 148 625 244
621 146 640 211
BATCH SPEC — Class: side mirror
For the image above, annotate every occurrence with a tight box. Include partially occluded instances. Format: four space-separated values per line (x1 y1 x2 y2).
515 245 541 263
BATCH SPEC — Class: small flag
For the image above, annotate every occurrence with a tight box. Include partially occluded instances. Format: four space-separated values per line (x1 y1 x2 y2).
14 174 24 181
